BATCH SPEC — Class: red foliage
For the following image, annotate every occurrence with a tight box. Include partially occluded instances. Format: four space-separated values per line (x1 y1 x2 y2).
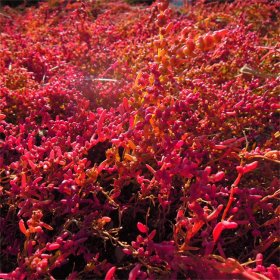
0 0 279 279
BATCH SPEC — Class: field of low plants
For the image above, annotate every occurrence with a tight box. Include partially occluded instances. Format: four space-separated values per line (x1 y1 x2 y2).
0 0 279 279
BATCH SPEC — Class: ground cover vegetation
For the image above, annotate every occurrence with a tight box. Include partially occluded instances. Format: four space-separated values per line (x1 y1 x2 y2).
0 0 279 279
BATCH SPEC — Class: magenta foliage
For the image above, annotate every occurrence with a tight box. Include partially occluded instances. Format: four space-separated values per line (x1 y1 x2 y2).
0 0 279 279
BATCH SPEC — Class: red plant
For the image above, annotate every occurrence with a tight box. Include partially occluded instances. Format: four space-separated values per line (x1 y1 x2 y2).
0 0 279 279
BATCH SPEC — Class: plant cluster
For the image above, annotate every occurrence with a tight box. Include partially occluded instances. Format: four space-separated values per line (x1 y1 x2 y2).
0 0 279 279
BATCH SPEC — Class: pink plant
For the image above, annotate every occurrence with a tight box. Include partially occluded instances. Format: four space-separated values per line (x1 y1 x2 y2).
0 0 279 279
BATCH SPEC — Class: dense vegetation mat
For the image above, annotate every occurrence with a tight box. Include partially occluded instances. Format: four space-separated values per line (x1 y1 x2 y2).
0 0 279 279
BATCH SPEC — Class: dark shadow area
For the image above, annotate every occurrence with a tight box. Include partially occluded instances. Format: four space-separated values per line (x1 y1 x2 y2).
0 0 40 7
